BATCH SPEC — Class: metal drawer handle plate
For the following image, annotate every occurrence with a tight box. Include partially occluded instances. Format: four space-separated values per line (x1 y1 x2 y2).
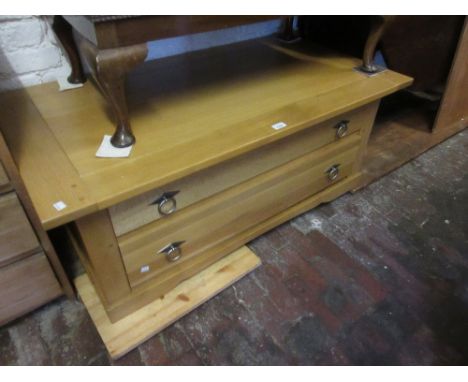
150 190 180 216
158 241 185 263
326 164 340 181
335 120 349 139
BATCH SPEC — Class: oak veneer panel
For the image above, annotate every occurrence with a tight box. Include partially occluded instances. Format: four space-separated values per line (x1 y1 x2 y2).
0 192 40 267
75 245 261 359
0 38 411 229
0 253 62 325
110 103 376 236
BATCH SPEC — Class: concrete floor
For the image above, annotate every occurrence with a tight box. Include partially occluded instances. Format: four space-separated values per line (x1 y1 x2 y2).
0 130 467 365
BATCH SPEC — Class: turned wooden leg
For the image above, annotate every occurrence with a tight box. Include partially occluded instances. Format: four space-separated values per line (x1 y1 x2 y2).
77 39 148 147
360 16 394 73
52 16 86 84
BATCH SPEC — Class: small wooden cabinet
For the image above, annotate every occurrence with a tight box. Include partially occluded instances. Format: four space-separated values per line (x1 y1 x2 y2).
0 38 412 323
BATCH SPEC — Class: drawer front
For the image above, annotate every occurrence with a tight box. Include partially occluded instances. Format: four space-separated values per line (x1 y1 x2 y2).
119 134 361 287
110 104 376 236
0 193 40 267
0 253 62 326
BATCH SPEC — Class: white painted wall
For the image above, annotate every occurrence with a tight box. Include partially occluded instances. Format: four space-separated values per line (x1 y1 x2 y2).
0 16 282 91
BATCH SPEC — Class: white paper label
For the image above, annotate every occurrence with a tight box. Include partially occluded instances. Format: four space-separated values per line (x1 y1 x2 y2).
53 201 67 211
271 121 287 130
57 75 83 92
96 135 133 158
140 265 150 273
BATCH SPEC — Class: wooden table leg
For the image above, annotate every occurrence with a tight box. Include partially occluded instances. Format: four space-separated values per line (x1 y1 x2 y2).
278 16 296 42
359 16 394 73
52 16 86 84
77 38 148 148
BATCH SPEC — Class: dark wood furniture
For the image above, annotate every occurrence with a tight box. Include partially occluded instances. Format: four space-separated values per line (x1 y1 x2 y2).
380 16 465 92
298 15 468 188
359 16 468 188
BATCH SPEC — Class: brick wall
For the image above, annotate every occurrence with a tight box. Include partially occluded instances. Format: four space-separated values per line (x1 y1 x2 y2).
0 16 70 90
0 16 282 92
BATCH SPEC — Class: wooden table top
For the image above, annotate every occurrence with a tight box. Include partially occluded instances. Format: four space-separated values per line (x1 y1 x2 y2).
0 38 412 229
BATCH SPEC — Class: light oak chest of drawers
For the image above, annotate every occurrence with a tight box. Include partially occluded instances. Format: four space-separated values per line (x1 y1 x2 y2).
0 38 412 322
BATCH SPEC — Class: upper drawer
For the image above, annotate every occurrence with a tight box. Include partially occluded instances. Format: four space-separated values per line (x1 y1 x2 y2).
0 161 9 192
110 103 376 236
0 193 40 267
119 133 361 288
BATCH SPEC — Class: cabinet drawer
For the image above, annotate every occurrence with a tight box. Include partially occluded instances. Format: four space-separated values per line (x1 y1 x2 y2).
0 193 40 267
0 253 62 326
119 134 361 288
109 104 376 236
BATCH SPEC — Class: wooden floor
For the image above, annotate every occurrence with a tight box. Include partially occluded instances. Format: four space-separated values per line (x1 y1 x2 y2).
0 129 467 365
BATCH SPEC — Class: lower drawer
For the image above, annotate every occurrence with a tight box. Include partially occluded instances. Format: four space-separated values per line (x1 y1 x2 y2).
119 134 361 287
0 253 62 326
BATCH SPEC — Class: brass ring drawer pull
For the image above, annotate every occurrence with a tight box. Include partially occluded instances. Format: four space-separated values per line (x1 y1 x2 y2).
335 120 349 139
150 191 180 216
326 164 340 181
158 241 185 262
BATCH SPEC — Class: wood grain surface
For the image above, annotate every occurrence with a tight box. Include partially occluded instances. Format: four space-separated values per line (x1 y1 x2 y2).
110 104 376 236
0 38 411 229
120 134 360 287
